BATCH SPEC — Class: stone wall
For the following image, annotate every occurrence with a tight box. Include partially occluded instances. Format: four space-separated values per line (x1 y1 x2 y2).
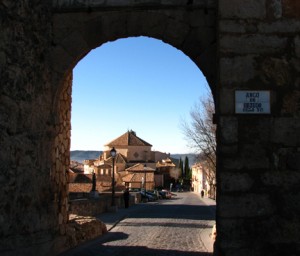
51 71 72 248
69 195 135 216
1 1 300 256
70 199 108 216
0 1 72 255
51 0 218 90
66 215 107 249
217 0 300 255
0 1 65 255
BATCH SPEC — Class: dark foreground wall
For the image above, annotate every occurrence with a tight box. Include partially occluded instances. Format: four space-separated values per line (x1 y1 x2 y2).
0 1 68 255
217 0 300 255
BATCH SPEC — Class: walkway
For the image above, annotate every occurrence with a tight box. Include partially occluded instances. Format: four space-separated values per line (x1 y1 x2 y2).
60 192 216 256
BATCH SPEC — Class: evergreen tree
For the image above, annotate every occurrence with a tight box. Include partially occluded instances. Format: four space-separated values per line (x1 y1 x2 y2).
177 158 184 186
179 158 184 178
184 156 191 180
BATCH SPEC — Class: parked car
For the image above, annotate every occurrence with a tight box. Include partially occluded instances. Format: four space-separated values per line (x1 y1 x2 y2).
140 191 155 202
146 191 159 200
158 191 167 199
159 190 172 199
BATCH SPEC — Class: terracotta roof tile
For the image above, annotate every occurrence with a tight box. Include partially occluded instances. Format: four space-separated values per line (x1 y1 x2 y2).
133 172 153 182
122 173 134 182
156 158 176 167
72 174 92 183
126 163 155 172
122 172 154 182
105 130 152 147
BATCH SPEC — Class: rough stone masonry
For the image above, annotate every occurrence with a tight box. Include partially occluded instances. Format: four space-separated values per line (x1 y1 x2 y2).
0 0 299 255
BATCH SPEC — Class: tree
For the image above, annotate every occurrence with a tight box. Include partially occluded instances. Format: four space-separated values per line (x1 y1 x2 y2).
184 156 191 180
179 158 184 178
181 91 216 187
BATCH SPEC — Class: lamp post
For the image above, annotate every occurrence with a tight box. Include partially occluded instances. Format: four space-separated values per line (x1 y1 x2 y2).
110 147 116 206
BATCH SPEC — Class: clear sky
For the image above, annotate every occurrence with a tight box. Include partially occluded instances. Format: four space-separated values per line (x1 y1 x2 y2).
71 36 209 154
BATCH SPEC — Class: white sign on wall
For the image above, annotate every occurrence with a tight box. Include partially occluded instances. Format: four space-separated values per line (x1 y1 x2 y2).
235 91 270 114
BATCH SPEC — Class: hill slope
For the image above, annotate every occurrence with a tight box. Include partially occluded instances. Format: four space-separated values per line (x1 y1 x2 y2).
70 150 102 163
70 150 197 166
171 153 197 166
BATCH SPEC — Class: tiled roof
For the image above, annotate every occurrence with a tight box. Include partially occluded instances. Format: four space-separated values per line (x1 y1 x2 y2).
122 173 134 182
126 163 155 172
133 172 154 182
105 130 152 147
116 153 127 163
72 174 92 183
105 153 127 164
70 161 84 172
156 161 176 168
156 158 176 168
122 172 154 183
96 175 111 182
95 163 112 168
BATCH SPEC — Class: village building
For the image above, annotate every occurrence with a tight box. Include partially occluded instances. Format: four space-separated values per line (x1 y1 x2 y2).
191 162 216 199
81 130 178 191
191 163 207 194
156 158 177 188
122 163 156 190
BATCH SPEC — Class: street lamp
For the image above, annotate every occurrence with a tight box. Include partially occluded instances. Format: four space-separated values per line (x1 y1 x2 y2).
110 147 117 206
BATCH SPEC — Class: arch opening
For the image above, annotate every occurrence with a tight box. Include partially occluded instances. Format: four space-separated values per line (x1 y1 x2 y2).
66 37 216 252
51 7 218 253
69 35 216 204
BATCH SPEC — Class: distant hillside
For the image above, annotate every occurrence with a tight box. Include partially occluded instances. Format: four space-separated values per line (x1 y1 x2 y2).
70 150 197 166
171 154 197 166
70 150 102 163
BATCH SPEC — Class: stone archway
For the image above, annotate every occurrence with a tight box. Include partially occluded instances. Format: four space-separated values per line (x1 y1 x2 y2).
49 2 218 254
51 4 217 91
2 1 300 256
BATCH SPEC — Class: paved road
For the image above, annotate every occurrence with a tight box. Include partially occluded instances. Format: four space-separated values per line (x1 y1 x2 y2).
61 192 215 256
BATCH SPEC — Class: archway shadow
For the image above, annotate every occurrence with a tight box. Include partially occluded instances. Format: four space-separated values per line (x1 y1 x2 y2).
126 204 216 221
62 246 213 256
60 225 214 256
60 239 213 256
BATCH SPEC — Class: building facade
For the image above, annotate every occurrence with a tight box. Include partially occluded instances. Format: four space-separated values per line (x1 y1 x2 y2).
83 130 177 191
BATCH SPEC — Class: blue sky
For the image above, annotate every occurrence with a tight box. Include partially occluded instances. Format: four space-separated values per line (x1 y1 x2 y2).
71 36 209 154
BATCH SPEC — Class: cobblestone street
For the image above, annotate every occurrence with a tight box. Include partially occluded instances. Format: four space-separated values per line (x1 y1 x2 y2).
61 192 215 256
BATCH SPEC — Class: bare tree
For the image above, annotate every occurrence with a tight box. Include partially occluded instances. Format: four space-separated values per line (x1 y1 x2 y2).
181 91 216 185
